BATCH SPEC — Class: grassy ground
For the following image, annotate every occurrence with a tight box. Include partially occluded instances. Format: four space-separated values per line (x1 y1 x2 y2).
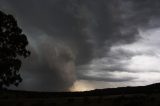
0 93 160 106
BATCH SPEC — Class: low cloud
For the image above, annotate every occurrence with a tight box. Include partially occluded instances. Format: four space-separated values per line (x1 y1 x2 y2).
78 28 160 87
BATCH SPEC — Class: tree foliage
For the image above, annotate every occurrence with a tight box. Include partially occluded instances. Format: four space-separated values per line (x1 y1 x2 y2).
0 11 30 89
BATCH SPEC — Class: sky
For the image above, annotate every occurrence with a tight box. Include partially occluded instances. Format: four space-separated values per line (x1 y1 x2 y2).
0 0 160 92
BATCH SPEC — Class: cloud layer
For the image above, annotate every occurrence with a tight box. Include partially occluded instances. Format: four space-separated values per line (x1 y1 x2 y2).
0 0 160 91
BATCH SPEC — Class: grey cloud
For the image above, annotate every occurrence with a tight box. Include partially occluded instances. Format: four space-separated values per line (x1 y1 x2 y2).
0 0 160 91
80 76 136 82
77 0 160 82
78 68 136 82
17 36 76 91
1 0 140 64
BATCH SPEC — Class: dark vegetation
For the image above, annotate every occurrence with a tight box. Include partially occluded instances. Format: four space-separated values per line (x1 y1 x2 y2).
0 10 30 89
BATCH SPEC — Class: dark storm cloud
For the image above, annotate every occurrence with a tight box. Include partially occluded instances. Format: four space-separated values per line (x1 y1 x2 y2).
0 0 160 91
17 37 76 91
0 0 140 63
79 75 135 82
76 0 160 82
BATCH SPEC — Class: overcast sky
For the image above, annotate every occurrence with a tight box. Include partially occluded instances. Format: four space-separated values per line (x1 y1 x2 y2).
0 0 160 91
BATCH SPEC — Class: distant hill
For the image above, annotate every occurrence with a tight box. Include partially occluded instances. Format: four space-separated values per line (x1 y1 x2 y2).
0 82 160 97
0 83 160 106
89 82 160 96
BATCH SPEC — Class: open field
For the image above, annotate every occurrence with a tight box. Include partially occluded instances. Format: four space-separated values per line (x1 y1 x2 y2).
0 93 160 106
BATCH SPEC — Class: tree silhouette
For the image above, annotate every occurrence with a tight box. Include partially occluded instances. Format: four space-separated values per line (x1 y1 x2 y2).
0 11 30 89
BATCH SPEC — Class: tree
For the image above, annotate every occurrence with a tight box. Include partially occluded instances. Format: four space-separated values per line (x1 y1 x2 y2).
0 11 30 89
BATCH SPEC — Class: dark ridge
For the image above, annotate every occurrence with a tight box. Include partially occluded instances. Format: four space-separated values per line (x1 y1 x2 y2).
0 82 160 98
